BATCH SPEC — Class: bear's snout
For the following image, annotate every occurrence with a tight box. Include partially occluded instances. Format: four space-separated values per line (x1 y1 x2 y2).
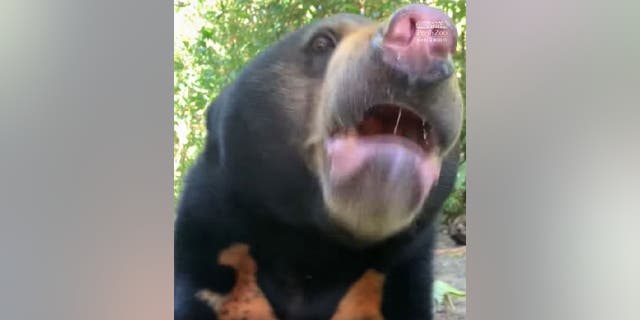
379 4 457 82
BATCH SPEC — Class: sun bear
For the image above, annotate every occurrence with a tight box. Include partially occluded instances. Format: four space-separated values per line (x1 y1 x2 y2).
175 4 463 320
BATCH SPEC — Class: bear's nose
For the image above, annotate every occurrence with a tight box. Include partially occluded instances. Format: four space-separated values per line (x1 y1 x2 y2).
381 4 457 77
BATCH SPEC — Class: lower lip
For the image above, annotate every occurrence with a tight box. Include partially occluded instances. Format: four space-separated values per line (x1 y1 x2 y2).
325 133 441 197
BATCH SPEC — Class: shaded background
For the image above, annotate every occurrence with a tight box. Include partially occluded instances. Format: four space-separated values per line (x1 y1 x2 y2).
173 0 467 225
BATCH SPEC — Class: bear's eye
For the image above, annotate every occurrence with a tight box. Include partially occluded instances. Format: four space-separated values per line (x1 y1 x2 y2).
310 34 336 53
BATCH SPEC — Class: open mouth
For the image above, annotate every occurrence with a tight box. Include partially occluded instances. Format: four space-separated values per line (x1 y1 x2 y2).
329 104 437 158
324 102 441 190
355 104 434 154
321 103 443 241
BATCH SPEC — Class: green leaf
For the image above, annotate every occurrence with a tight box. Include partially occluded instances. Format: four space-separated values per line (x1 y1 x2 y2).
455 161 466 190
433 280 466 308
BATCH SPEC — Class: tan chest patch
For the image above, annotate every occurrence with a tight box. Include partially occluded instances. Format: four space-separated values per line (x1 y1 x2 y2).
331 269 385 320
196 243 385 320
196 243 277 320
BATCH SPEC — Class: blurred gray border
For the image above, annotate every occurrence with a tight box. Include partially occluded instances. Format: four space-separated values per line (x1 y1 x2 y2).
1 0 173 319
467 0 639 319
1 0 639 320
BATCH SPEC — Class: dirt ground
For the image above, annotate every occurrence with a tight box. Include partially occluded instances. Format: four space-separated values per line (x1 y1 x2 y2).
433 230 467 320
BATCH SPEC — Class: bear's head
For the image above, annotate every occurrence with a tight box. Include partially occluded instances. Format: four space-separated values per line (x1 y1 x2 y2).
205 4 463 244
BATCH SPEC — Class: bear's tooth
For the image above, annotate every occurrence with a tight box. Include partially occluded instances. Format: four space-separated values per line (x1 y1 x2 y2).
422 121 428 141
393 109 402 135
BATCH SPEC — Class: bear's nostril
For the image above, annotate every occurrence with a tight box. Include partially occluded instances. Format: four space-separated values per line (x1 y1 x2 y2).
408 18 417 45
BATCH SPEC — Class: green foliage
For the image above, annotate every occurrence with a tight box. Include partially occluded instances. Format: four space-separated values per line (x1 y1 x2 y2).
174 0 467 211
433 279 466 310
442 160 466 221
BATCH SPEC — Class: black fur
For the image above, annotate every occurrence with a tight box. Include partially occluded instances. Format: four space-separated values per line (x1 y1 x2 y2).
175 14 460 320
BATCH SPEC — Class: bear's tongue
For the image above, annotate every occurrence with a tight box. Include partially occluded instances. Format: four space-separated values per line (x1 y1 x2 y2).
325 133 441 202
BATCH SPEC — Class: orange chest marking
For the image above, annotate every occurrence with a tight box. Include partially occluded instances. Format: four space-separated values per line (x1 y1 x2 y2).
196 243 385 320
196 244 277 320
331 269 385 320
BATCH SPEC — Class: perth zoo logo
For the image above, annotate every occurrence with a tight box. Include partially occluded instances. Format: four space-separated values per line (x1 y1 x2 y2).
416 20 450 44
